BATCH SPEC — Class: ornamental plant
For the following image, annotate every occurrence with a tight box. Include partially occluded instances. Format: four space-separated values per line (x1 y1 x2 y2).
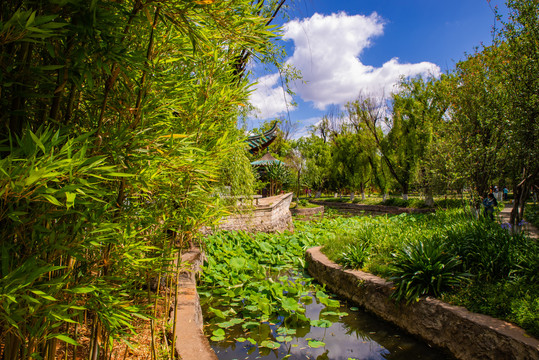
389 238 471 303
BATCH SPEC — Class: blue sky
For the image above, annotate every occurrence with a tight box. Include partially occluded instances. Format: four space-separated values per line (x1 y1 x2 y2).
245 0 509 137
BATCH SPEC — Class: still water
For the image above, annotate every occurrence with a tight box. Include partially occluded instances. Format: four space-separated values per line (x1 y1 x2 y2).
208 293 454 360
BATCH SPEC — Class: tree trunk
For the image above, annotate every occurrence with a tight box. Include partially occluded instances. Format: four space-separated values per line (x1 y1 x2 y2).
424 186 434 207
402 183 409 201
350 192 355 201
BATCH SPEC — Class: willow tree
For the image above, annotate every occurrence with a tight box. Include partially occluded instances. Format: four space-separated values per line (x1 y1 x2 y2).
0 0 282 358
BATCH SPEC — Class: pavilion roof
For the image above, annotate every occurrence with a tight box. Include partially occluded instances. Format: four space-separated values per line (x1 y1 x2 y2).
246 121 278 154
251 152 283 167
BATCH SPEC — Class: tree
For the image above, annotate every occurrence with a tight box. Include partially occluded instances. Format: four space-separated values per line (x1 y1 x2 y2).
297 134 332 196
498 0 539 225
331 131 372 200
445 46 509 204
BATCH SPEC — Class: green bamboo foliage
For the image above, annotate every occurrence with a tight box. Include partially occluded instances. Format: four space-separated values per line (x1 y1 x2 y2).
1 0 280 358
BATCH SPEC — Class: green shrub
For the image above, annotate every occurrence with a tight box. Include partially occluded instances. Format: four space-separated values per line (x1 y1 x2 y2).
434 198 466 209
444 219 528 281
511 296 539 337
389 239 470 303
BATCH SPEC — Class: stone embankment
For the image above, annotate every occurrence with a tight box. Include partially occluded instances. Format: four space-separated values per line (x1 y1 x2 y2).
290 205 324 218
171 248 217 360
309 199 434 215
203 193 294 233
306 246 539 360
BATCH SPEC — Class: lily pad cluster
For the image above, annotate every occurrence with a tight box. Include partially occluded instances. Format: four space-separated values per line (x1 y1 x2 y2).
199 230 347 353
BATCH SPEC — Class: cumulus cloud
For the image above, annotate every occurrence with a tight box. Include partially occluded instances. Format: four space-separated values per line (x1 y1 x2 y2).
283 12 440 109
248 73 294 119
248 11 441 119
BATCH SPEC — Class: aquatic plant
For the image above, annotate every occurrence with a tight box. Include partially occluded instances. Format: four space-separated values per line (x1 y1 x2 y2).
199 230 345 351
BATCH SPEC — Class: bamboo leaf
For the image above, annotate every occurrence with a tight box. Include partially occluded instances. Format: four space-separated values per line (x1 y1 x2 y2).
29 290 57 301
53 334 79 346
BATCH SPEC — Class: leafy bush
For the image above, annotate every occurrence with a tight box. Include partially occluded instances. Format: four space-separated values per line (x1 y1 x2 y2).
434 198 466 209
443 218 529 281
389 239 470 303
511 296 539 337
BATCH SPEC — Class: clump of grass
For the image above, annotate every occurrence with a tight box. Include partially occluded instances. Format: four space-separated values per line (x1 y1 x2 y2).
389 238 470 303
337 240 371 269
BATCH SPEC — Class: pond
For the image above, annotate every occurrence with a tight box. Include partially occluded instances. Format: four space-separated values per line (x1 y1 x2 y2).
199 230 454 360
205 289 454 360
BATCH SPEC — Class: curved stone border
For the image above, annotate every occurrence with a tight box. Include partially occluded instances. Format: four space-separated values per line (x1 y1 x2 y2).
202 193 294 234
306 246 539 360
171 248 218 360
309 200 434 215
290 205 324 217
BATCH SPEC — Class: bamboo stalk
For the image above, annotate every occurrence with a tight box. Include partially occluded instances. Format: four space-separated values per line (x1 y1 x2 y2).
131 6 160 130
96 0 144 141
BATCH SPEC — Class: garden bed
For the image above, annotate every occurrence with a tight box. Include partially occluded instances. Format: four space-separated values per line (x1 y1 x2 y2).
309 199 434 215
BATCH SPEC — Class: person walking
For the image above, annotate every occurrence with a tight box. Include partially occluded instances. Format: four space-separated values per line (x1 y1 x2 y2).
503 186 509 201
482 193 498 221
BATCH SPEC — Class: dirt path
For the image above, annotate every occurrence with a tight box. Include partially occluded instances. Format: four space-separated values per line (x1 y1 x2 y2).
498 205 538 239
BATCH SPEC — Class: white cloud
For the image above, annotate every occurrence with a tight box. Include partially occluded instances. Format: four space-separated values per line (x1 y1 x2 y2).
284 12 440 109
248 11 441 119
248 73 294 119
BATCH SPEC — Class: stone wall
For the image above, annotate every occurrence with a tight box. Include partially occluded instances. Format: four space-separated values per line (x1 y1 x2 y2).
172 248 218 360
207 193 294 233
306 247 539 360
290 205 324 217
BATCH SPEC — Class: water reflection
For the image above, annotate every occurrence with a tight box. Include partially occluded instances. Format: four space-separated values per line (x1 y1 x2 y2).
208 294 454 360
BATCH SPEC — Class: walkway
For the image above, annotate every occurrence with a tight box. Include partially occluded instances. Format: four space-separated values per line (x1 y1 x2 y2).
499 205 538 239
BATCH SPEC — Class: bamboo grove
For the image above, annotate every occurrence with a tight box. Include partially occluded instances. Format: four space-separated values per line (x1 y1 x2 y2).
0 0 282 358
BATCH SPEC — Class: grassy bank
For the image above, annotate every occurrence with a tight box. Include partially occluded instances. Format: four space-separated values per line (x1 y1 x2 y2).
297 210 539 337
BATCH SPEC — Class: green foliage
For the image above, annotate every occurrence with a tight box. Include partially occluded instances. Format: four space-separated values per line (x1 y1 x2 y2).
524 203 539 229
381 197 427 208
265 161 291 195
312 209 538 335
218 133 256 198
389 239 470 303
441 218 530 281
0 0 285 356
443 280 539 337
337 240 371 270
199 230 346 350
